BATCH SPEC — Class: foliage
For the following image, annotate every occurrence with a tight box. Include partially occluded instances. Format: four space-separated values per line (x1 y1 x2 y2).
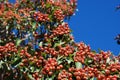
0 0 120 80
115 34 120 45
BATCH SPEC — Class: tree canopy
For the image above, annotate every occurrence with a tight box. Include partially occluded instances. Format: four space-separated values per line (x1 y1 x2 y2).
0 0 120 80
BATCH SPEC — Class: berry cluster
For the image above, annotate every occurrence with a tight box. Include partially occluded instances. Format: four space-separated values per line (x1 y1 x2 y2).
42 58 57 75
94 60 120 80
42 58 63 75
30 55 44 67
20 50 44 67
58 70 72 80
74 42 113 65
32 72 42 80
76 42 91 51
2 42 17 52
0 42 17 59
84 67 100 78
0 3 4 16
50 23 70 38
40 46 58 56
46 0 66 7
74 42 91 63
58 45 74 56
98 75 118 80
4 10 21 23
46 0 55 5
103 63 120 75
93 51 111 64
20 49 31 58
40 44 74 56
73 57 120 80
54 9 65 21
33 12 50 22
70 67 98 80
73 68 92 80
46 0 77 16
18 8 31 18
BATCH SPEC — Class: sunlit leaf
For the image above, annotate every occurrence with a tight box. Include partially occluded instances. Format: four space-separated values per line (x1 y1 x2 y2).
16 39 22 46
75 62 82 69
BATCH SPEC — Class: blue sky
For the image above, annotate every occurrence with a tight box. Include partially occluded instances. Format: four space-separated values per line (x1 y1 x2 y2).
9 0 120 55
69 0 120 55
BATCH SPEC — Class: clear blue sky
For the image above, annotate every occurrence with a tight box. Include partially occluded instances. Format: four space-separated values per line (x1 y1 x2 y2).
9 0 120 55
68 0 120 55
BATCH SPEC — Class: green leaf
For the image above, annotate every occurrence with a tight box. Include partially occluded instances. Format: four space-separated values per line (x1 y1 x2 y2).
27 73 34 80
29 66 35 72
48 15 53 22
106 57 110 64
47 39 51 43
66 54 74 64
46 3 51 8
90 77 95 80
75 62 82 69
39 42 43 47
46 78 53 80
66 59 73 64
12 57 21 67
2 63 10 71
17 24 21 29
91 50 96 54
54 40 65 48
84 58 93 66
54 43 60 48
6 25 9 30
0 39 3 43
114 58 119 63
0 60 4 69
57 59 63 64
41 52 47 58
32 22 36 30
57 55 64 64
46 74 56 80
16 39 22 46
101 70 105 74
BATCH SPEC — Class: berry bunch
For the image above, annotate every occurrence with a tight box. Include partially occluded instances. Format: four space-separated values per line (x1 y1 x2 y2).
32 72 42 80
3 9 21 24
33 12 50 22
105 63 120 74
54 9 65 21
3 42 17 52
18 8 31 18
42 58 63 75
74 42 91 63
70 67 99 80
58 45 74 56
0 42 17 59
46 0 77 17
20 50 44 67
97 74 118 80
50 23 70 38
42 58 58 75
58 70 72 80
84 67 100 78
46 0 55 5
76 42 91 52
20 49 31 58
73 68 90 80
40 44 74 56
93 51 111 64
40 46 58 56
